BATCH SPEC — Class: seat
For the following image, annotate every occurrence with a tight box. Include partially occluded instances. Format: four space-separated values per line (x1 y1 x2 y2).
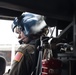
0 56 6 75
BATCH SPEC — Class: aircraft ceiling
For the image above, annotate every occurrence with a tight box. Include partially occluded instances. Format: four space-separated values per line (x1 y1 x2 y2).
0 0 76 29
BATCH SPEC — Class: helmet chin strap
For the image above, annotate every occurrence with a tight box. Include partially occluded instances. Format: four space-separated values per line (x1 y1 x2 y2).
18 34 34 44
18 40 24 44
18 39 30 44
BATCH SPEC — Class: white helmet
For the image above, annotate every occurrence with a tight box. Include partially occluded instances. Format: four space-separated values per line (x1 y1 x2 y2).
12 12 47 36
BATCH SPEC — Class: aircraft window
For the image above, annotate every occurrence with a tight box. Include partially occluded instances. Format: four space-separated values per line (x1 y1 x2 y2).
58 29 62 35
0 19 20 72
47 27 56 37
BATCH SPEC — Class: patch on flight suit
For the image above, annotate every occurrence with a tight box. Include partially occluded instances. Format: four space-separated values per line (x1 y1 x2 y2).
14 52 23 62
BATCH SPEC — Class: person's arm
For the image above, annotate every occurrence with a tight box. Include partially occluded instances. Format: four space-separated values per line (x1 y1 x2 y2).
9 44 35 75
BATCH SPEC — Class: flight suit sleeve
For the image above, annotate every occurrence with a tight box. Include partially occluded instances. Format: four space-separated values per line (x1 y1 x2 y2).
8 44 35 75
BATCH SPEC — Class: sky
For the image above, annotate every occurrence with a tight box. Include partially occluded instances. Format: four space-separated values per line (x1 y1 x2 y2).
0 19 19 44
